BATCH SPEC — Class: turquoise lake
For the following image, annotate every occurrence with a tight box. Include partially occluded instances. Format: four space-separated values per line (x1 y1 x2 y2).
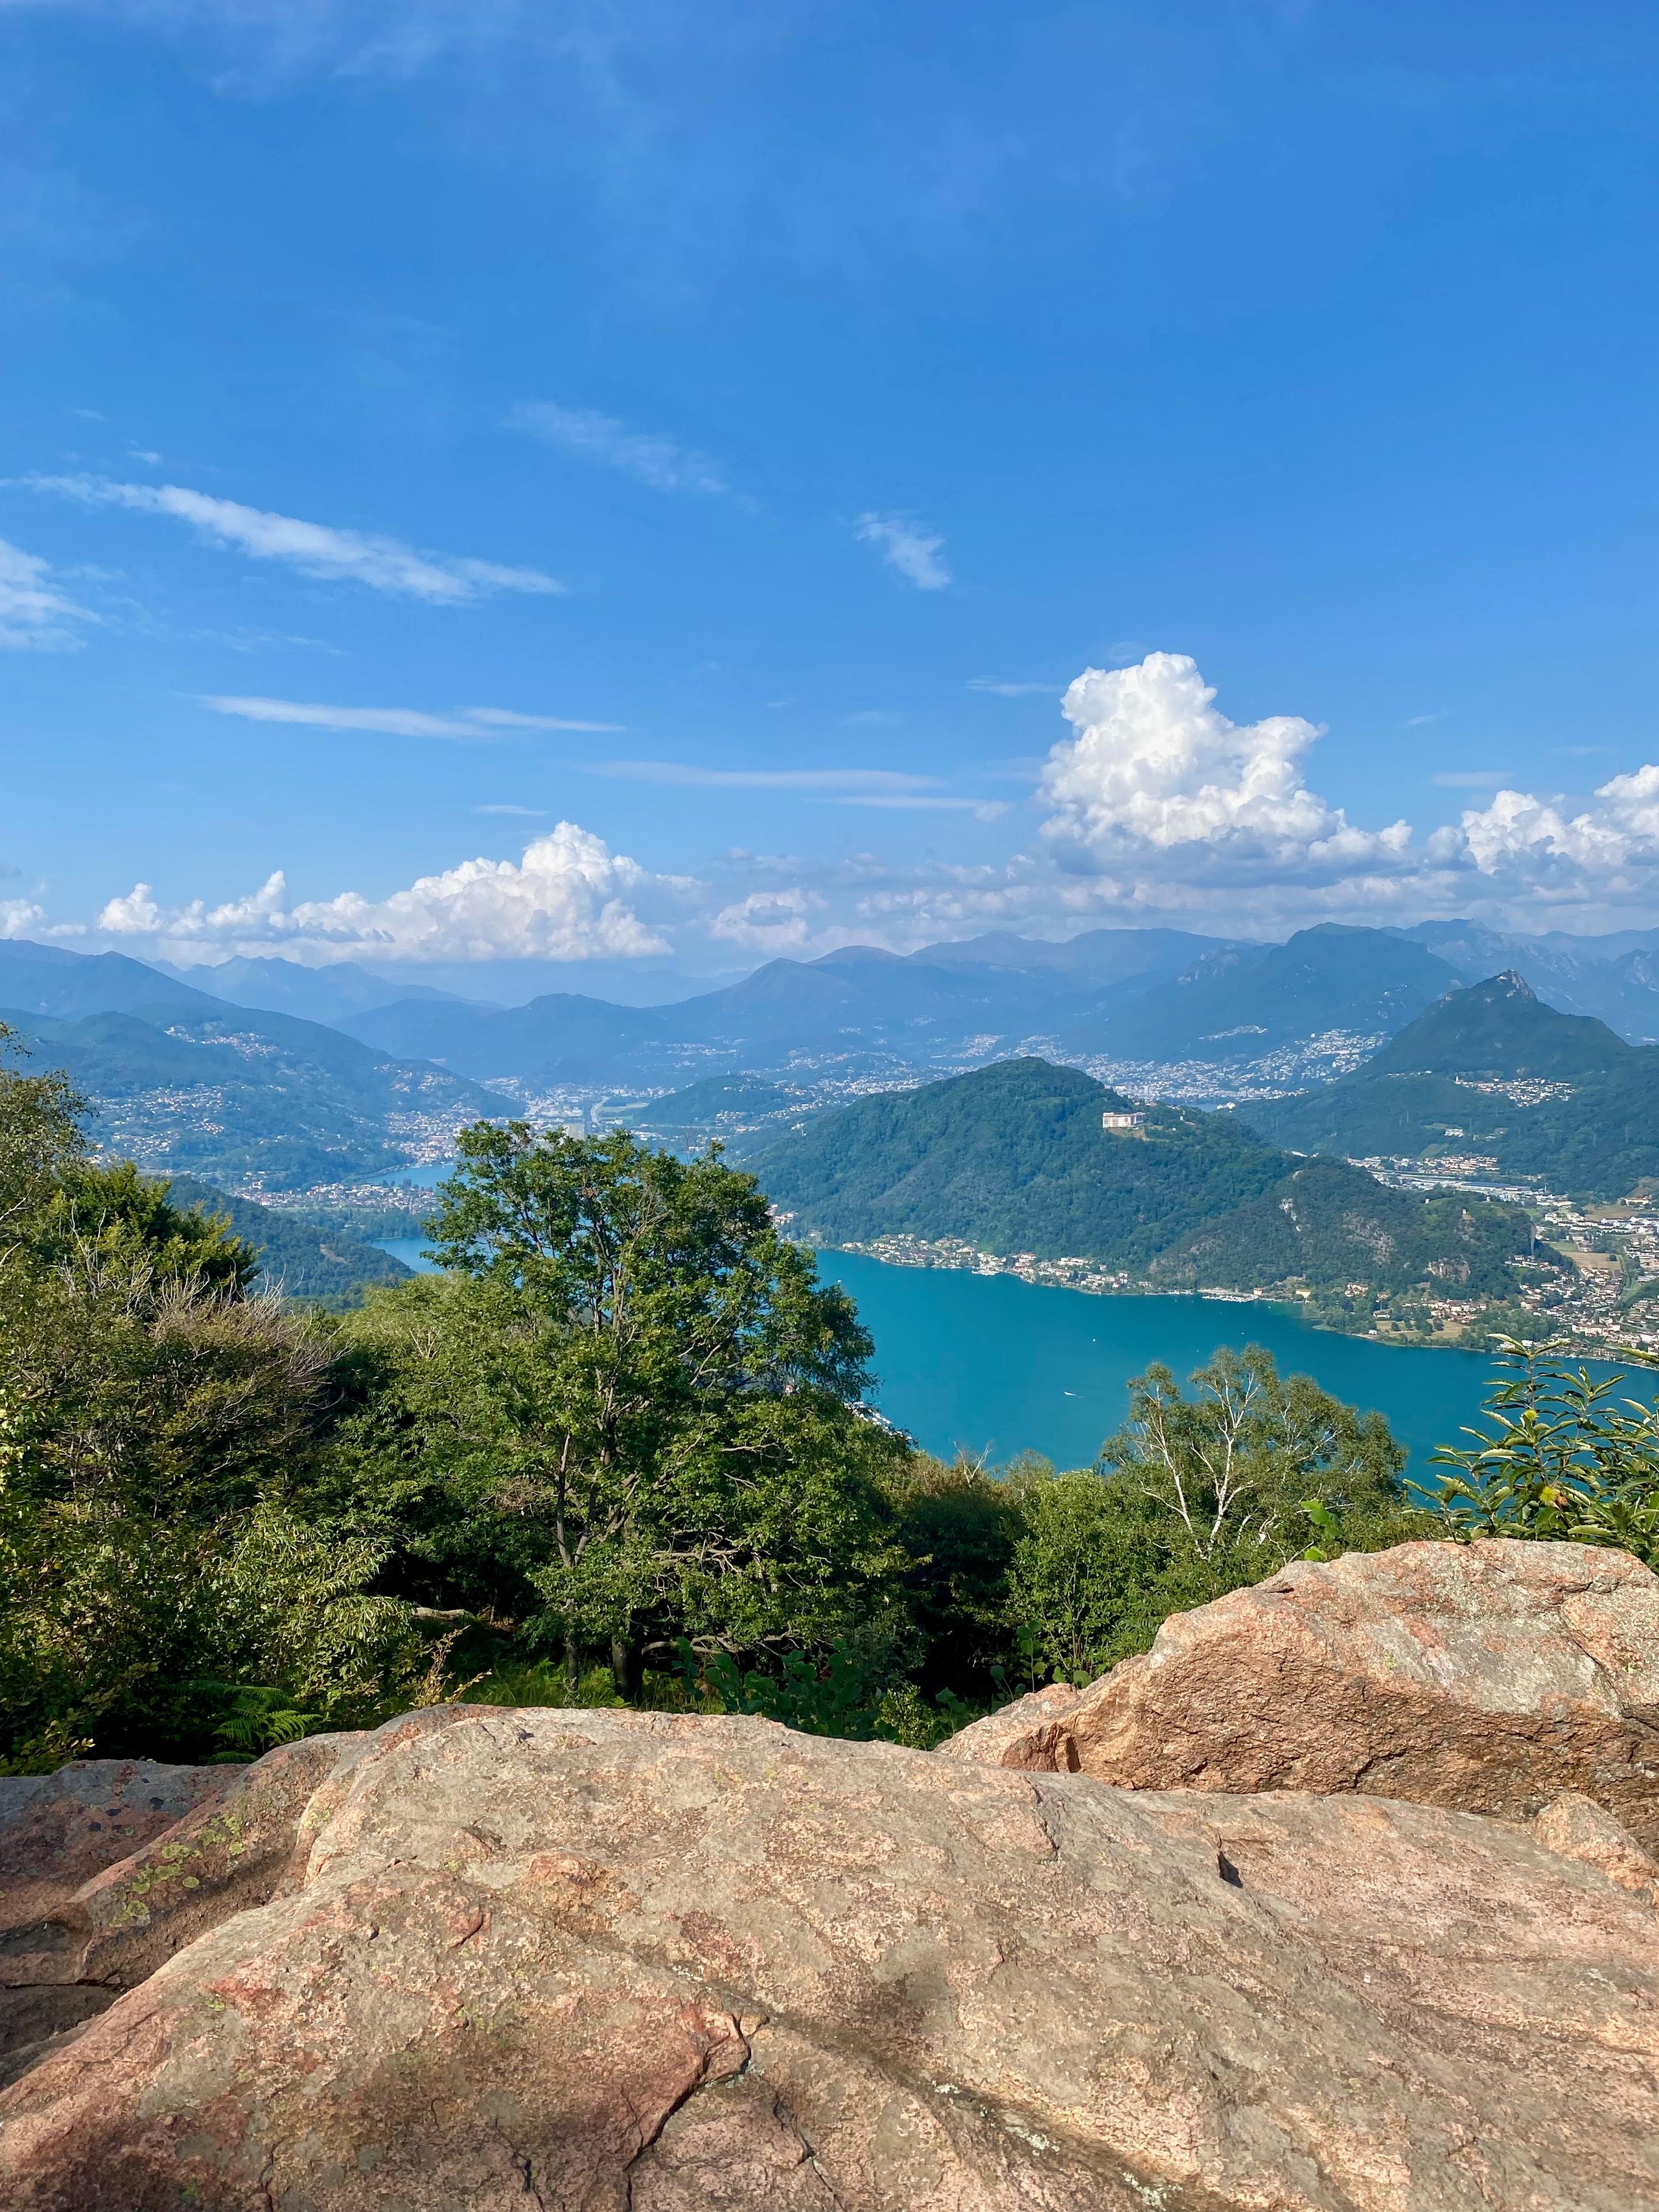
813 1253 1612 1481
374 1207 1626 1480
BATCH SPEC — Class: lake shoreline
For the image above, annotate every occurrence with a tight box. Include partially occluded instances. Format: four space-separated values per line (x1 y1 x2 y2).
812 1252 1630 1478
811 1236 1567 1358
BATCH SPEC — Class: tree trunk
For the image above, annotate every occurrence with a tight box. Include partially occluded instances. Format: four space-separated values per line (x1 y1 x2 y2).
610 1635 643 1705
564 1629 580 1705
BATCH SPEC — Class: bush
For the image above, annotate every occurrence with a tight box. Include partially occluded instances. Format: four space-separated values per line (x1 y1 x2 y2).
1431 1336 1659 1563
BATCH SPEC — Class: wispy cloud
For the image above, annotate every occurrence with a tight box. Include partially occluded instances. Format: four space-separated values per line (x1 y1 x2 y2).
1432 770 1512 790
578 760 938 793
475 803 546 816
0 535 93 650
837 795 1010 821
200 697 620 738
854 511 950 591
967 677 1056 697
507 401 728 496
25 475 561 602
1404 713 1441 728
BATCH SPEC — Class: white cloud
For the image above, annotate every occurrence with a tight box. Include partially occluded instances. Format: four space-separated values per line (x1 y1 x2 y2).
0 897 49 938
508 401 728 496
463 707 617 730
1439 768 1659 903
0 535 92 649
201 696 620 739
579 760 939 793
707 887 824 954
1039 652 1411 879
854 512 951 591
966 678 1057 697
26 476 561 601
95 823 685 966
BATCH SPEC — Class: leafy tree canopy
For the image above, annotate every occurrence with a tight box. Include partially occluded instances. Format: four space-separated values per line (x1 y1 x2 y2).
336 1124 907 1697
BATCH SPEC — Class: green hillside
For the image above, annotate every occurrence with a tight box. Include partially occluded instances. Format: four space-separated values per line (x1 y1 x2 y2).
747 1056 1536 1298
632 1075 800 1133
0 1001 499 1189
1246 973 1659 1199
162 1178 412 1303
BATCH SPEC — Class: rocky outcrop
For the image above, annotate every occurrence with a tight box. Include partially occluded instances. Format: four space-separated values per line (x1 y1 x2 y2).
940 1538 1659 1841
2 1703 1658 2210
0 1758 236 2079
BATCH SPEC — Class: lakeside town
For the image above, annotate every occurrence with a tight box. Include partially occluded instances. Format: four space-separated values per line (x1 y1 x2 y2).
824 1180 1659 1361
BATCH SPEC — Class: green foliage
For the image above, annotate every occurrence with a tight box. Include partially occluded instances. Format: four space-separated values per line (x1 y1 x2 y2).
48 1159 259 1294
1004 1347 1416 1686
20 1021 1659 1776
675 1636 977 1748
332 1123 912 1694
881 1452 1023 1698
1430 1338 1659 1562
0 1056 422 1764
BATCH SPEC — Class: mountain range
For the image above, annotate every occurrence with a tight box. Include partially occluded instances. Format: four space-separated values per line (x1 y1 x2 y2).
11 914 1659 1205
1244 973 1659 1200
332 927 1241 1086
746 1056 1540 1300
329 920 1659 1083
0 941 498 1189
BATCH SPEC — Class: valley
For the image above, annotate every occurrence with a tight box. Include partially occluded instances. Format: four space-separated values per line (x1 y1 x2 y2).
7 919 1659 1355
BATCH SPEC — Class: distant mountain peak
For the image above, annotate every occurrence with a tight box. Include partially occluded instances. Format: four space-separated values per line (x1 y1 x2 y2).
1475 970 1538 1003
1371 970 1625 1080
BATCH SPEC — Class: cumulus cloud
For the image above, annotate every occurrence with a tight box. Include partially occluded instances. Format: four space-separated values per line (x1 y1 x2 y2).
509 402 728 496
707 887 824 954
1433 768 1659 913
95 823 684 966
202 696 620 738
0 536 92 649
25 476 561 601
0 897 49 938
1039 652 1411 883
854 512 951 591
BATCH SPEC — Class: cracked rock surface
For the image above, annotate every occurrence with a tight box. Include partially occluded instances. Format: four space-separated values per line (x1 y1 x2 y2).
940 1539 1659 1844
2 1698 1658 2209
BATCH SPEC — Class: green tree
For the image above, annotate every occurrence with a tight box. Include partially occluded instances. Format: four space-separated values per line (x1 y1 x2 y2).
1006 1347 1413 1685
1431 1336 1659 1561
0 1052 414 1765
883 1452 1024 1699
339 1123 910 1697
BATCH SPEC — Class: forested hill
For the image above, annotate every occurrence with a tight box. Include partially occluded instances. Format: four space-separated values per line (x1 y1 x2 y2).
1245 973 1659 1199
163 1178 411 1303
745 1057 1537 1298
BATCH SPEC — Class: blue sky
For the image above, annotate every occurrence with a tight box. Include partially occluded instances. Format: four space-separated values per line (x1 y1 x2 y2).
4 0 1659 981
